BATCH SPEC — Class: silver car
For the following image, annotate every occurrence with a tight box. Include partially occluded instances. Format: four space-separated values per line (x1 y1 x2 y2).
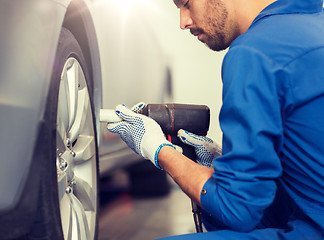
0 0 171 239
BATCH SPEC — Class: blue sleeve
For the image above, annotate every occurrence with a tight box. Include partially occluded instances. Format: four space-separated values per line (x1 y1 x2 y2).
201 46 284 232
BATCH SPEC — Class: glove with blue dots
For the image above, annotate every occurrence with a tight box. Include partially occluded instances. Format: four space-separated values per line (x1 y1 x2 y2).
107 103 175 169
178 129 222 168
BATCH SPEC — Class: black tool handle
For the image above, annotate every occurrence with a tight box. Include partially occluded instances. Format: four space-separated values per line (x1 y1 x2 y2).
170 135 204 233
168 135 196 161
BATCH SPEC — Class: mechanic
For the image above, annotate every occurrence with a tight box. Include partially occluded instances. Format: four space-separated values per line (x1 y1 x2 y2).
106 0 324 239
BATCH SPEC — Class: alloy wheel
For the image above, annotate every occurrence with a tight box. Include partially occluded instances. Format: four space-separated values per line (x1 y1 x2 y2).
56 57 97 240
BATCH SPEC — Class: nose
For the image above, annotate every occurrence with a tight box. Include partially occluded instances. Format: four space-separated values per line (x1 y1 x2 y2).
180 8 193 30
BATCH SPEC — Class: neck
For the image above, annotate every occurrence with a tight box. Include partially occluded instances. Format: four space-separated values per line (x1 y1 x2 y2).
232 0 277 34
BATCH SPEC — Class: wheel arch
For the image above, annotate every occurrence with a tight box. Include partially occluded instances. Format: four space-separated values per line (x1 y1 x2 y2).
0 1 101 238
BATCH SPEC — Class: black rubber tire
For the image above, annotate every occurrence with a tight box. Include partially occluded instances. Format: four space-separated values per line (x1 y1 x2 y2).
26 28 99 240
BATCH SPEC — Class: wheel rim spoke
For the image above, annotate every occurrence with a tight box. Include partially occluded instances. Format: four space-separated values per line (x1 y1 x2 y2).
73 135 95 164
60 193 73 240
57 72 70 134
64 59 78 131
69 84 89 144
56 131 67 157
73 176 96 211
69 193 90 240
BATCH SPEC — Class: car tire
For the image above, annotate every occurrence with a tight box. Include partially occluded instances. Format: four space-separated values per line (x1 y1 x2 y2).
27 27 99 240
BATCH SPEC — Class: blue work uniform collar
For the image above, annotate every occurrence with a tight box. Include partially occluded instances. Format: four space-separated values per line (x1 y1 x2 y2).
252 0 324 25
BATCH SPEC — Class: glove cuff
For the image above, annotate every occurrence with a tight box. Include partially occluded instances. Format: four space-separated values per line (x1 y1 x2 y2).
154 143 176 170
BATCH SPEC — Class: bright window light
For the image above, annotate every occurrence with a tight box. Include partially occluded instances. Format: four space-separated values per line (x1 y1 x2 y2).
103 0 150 13
95 0 157 15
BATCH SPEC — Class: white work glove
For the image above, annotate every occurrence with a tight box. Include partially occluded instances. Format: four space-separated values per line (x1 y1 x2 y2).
178 129 222 168
107 103 175 169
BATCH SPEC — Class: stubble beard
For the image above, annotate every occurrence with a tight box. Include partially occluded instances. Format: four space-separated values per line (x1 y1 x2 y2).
204 0 230 51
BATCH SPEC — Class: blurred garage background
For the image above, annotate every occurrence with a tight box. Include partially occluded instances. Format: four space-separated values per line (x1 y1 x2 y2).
98 0 225 239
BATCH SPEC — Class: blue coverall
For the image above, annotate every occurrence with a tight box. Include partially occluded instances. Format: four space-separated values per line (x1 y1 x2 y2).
158 0 324 239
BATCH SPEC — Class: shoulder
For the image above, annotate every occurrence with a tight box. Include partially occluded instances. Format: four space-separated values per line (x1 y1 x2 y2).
228 12 324 66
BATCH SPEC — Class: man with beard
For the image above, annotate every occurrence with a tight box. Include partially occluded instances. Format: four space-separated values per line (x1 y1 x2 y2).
106 0 324 239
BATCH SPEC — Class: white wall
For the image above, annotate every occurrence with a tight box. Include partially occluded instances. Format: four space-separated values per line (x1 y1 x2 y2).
143 0 226 144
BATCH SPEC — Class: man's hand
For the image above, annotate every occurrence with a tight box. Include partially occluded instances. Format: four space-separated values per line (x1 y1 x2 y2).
178 129 222 168
106 103 174 169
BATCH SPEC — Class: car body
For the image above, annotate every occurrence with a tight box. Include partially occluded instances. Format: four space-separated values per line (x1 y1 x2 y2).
0 0 171 239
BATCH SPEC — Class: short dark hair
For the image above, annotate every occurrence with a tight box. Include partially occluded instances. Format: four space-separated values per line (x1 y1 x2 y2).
173 0 182 8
